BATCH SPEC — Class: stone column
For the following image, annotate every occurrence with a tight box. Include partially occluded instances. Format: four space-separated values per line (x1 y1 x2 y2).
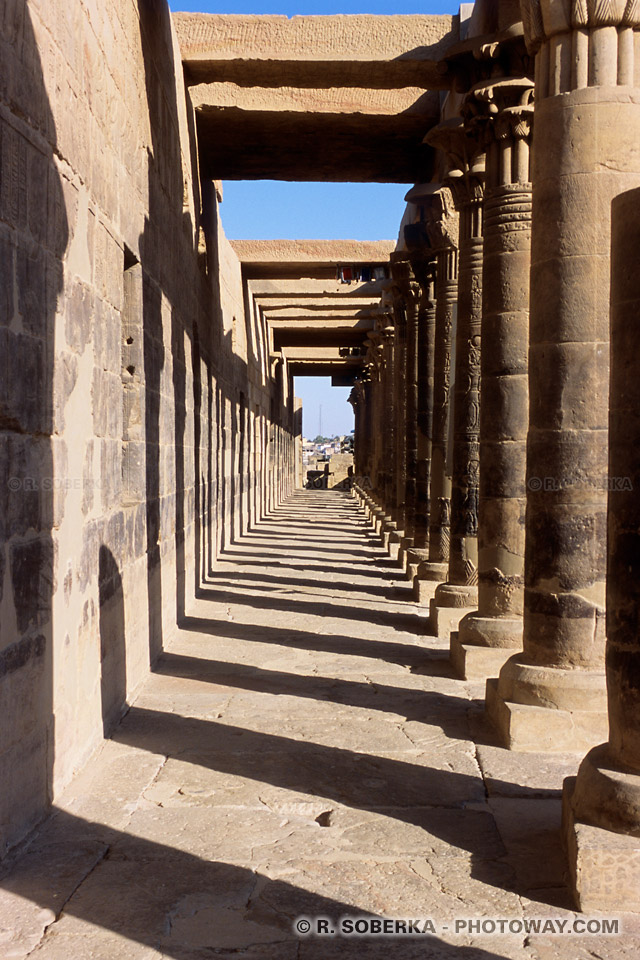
362 374 374 491
405 232 438 583
414 190 459 603
348 383 364 480
356 348 382 518
388 263 409 560
379 315 397 528
426 121 485 637
452 77 534 680
395 259 421 563
369 334 386 516
487 0 640 751
365 335 383 502
563 186 640 913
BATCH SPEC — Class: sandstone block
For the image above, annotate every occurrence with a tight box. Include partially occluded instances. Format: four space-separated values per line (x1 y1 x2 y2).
449 632 514 681
486 678 608 753
563 776 640 912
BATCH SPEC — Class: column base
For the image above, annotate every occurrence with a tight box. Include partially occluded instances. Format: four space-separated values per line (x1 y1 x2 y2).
377 513 393 535
485 675 608 753
398 536 414 569
458 612 523 649
434 582 478 608
369 507 385 532
406 548 430 584
380 520 397 551
449 632 515 681
429 598 475 640
563 774 640 912
414 577 440 605
569 742 640 837
417 560 449 583
386 529 404 561
450 613 523 680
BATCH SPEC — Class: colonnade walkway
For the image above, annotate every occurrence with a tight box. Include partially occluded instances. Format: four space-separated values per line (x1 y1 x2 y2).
1 490 638 959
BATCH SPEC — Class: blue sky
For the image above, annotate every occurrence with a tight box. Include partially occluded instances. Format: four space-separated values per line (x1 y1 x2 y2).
170 2 455 13
219 180 408 241
170 0 455 435
295 378 354 440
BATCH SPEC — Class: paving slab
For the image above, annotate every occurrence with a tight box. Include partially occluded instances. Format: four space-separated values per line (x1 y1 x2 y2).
0 491 636 958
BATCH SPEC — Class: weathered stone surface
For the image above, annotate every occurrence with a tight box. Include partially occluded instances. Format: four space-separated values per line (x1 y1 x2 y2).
7 490 632 956
489 14 640 748
565 187 640 913
174 14 456 70
231 239 395 270
3 0 640 943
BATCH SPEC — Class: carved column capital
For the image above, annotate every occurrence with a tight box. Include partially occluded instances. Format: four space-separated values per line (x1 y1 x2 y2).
389 256 417 318
403 230 438 311
425 118 486 210
522 0 640 94
437 22 533 93
425 187 460 252
522 0 640 53
375 308 394 346
464 75 535 187
360 363 373 384
466 76 535 141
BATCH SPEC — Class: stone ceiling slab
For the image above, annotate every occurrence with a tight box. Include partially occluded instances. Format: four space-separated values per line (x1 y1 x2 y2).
233 239 395 279
174 14 457 79
248 278 386 296
174 14 459 181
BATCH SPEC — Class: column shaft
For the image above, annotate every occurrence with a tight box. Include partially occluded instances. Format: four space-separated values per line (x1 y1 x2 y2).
414 276 436 551
392 301 407 537
454 78 534 678
421 246 457 581
404 286 419 546
382 324 396 520
433 196 483 611
488 5 640 751
564 186 640 912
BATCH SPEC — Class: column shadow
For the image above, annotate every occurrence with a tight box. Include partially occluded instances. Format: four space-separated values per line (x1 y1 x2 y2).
0 808 515 959
98 546 127 737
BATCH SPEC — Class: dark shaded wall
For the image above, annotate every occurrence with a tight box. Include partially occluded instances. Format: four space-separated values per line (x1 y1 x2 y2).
0 0 294 854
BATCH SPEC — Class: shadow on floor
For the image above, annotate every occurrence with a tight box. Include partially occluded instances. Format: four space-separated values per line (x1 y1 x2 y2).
157 651 468 729
204 568 402 601
112 705 570 906
178 614 443 672
195 585 430 635
1 808 517 959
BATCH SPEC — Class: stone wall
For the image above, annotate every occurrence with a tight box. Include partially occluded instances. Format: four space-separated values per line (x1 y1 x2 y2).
0 0 290 854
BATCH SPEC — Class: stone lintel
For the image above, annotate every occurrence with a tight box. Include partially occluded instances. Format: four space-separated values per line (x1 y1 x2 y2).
288 360 363 377
268 317 376 330
174 13 457 83
262 308 378 322
281 345 359 361
248 278 387 296
260 297 380 312
234 239 395 269
190 83 440 117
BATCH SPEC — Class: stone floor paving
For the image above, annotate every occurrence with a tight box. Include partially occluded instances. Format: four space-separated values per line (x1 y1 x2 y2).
1 490 637 959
